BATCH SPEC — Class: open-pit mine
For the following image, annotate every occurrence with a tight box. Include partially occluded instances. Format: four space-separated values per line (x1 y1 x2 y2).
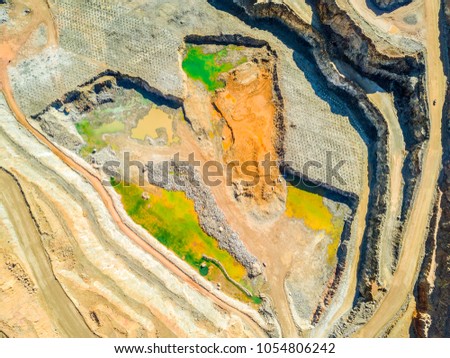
0 0 448 338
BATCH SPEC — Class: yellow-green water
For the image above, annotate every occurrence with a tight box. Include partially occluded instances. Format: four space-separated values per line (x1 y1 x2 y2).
131 107 175 143
182 45 247 91
285 186 344 264
111 179 260 303
76 119 124 157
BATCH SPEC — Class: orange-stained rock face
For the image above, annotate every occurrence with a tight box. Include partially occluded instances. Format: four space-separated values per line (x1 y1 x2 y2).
182 46 285 218
212 60 285 217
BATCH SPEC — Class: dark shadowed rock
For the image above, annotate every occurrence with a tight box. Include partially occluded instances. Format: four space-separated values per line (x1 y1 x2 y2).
370 0 412 12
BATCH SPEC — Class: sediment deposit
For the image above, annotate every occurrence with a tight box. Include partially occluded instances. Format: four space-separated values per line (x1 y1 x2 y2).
0 0 447 338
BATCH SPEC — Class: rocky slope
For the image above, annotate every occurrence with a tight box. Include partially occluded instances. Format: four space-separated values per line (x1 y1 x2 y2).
414 0 450 338
1 0 443 337
224 0 435 337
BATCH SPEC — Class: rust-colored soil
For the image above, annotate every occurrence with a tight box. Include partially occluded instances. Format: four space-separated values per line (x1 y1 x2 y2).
213 61 284 213
0 2 268 338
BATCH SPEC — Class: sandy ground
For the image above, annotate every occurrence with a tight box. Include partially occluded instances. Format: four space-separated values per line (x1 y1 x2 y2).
386 296 416 337
283 0 313 25
0 170 94 337
0 0 269 338
1 0 441 338
348 0 425 37
353 0 446 337
0 201 58 337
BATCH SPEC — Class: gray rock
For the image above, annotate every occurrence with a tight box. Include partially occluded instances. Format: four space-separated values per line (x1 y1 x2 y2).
35 108 85 151
0 3 8 24
89 147 117 167
147 160 263 278
370 0 412 12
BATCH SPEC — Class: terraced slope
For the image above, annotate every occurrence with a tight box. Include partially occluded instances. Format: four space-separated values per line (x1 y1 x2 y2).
0 0 447 338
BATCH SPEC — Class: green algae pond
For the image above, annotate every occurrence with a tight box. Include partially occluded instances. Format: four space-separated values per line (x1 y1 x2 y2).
182 45 247 91
76 119 124 157
111 178 260 304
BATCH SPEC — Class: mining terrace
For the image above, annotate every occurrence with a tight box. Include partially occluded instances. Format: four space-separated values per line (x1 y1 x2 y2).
0 0 448 338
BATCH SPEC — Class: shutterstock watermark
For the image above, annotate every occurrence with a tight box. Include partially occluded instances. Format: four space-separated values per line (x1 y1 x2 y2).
102 151 347 189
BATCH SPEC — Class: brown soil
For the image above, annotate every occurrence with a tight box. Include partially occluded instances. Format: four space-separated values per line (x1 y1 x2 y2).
180 49 330 337
0 2 268 338
213 61 284 217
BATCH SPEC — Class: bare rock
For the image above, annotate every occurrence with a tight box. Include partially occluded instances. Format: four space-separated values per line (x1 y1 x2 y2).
369 0 412 12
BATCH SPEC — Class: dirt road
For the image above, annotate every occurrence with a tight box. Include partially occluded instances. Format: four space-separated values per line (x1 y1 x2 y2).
353 0 446 337
0 77 269 336
0 169 95 337
368 90 405 283
0 1 268 337
313 169 370 337
339 0 425 56
314 60 405 336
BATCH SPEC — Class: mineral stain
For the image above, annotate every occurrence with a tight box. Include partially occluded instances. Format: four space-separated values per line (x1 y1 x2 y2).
285 186 344 264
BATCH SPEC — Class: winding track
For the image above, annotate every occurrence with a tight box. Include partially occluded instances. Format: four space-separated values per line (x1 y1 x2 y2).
1 0 444 338
353 0 446 337
0 74 268 338
0 170 95 338
0 1 268 338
